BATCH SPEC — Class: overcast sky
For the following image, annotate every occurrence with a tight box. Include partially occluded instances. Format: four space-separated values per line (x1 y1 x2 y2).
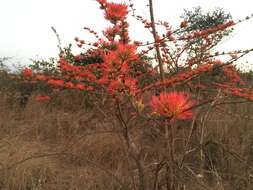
1 0 253 70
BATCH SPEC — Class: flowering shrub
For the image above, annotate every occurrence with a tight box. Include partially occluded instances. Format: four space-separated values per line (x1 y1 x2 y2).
19 0 253 189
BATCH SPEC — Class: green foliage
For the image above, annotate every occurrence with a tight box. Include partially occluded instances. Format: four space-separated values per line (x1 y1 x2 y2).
0 57 12 73
181 6 232 31
29 57 58 74
180 7 233 56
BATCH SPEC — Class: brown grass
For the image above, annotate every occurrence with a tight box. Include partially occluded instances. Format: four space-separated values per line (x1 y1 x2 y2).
0 74 253 190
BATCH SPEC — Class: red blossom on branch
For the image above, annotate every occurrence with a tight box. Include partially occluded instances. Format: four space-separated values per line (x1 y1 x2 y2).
36 75 47 81
22 68 33 78
47 79 65 87
75 83 86 90
65 81 75 89
124 77 138 96
150 92 195 121
104 2 128 22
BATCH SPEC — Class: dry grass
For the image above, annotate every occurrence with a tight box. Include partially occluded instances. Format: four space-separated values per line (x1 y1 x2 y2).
0 90 132 189
0 76 253 190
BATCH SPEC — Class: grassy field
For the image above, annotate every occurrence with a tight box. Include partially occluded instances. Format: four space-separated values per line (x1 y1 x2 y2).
0 70 253 190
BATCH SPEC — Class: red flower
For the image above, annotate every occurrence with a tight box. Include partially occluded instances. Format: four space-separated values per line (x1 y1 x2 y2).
107 78 137 96
108 80 121 94
36 74 47 81
124 78 137 96
96 76 109 85
48 79 64 87
102 42 137 76
79 71 96 80
120 61 129 74
105 26 119 39
58 58 72 71
116 43 137 61
22 68 32 78
75 83 86 90
97 0 107 8
105 2 128 22
35 95 51 102
65 81 74 89
150 92 195 120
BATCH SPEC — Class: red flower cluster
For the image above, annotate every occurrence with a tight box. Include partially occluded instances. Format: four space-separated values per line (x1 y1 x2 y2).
223 65 245 85
104 2 128 22
181 20 234 40
59 58 96 82
58 58 81 73
36 75 47 81
104 26 120 41
64 81 73 89
139 63 213 94
22 68 32 78
75 83 86 90
47 79 65 87
151 92 195 121
97 42 139 96
108 77 137 96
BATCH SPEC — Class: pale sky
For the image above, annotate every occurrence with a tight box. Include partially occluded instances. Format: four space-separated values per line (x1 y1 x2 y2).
1 0 253 70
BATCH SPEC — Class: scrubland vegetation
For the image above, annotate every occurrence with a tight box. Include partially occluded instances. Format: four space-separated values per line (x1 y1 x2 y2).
1 0 253 189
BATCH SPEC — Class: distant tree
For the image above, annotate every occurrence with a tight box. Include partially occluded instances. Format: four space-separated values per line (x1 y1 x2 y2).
181 7 232 31
0 57 11 72
180 7 233 56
